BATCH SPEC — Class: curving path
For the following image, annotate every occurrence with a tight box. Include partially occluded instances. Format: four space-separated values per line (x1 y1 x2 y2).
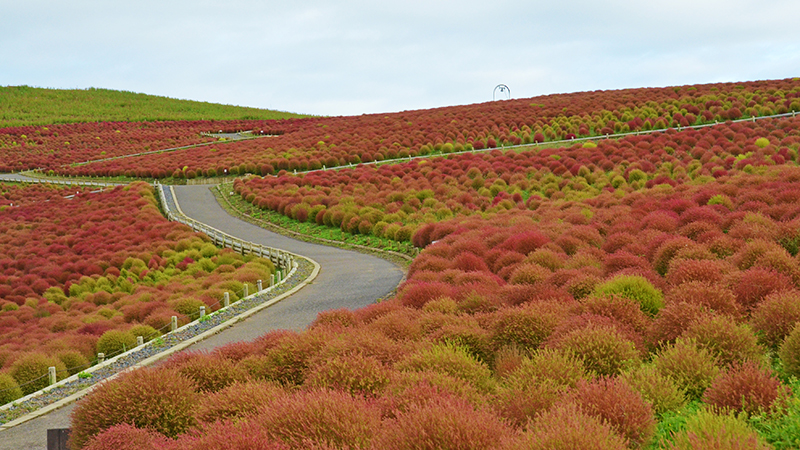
0 181 405 450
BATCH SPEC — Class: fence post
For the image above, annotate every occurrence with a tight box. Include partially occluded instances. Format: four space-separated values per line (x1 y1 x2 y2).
243 284 249 298
257 279 263 291
137 336 144 347
48 366 57 386
270 274 275 287
199 306 206 319
98 353 105 364
171 316 178 332
224 292 230 307
47 428 71 450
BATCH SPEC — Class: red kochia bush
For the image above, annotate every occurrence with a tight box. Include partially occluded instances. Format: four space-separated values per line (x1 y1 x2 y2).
730 267 794 312
69 368 198 450
194 380 286 424
250 389 380 449
170 351 249 393
749 290 800 348
570 377 656 448
666 281 740 318
373 396 513 450
82 423 170 450
398 281 452 309
702 361 790 416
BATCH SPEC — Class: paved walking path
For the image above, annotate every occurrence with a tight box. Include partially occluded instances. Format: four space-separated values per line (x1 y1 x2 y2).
0 181 404 450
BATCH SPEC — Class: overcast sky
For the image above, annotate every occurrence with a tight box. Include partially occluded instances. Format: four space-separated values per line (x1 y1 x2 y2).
2 1 798 116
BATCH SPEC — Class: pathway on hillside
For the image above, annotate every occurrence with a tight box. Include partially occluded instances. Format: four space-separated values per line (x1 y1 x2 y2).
0 180 405 450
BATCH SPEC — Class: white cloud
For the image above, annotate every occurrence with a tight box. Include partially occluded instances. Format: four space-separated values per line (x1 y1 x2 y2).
1 0 798 116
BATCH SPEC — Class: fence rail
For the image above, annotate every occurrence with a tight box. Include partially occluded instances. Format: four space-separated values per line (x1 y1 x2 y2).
157 183 294 271
0 182 301 417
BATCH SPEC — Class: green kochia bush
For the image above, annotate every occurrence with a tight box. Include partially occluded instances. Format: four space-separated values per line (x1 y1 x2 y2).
593 275 664 317
397 342 495 393
96 330 138 358
665 407 770 449
0 372 23 405
506 402 628 450
9 352 68 395
779 323 800 378
653 338 720 401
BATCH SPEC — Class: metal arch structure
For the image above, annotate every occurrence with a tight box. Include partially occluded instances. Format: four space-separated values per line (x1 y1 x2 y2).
493 84 510 101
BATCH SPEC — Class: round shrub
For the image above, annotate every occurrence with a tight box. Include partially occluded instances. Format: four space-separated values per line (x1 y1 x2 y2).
565 273 603 299
730 267 794 312
646 301 709 349
96 329 138 358
161 418 289 450
128 324 159 341
398 281 452 309
703 361 790 416
68 367 198 450
56 350 90 375
397 342 494 393
750 290 800 348
9 352 68 395
593 275 664 317
548 324 641 376
305 353 392 397
653 337 720 400
171 296 206 317
253 389 380 449
667 407 770 450
429 321 492 364
373 396 513 450
236 331 326 386
0 372 23 405
622 364 686 415
495 378 564 429
511 348 591 388
506 402 628 450
652 237 695 276
195 380 286 424
682 314 764 367
571 377 656 448
666 258 727 286
83 423 170 450
172 351 249 393
779 322 800 378
508 262 551 285
579 294 650 335
489 302 566 352
666 281 740 318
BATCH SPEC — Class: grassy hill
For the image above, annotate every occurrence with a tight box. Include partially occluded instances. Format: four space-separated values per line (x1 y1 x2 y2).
0 86 310 128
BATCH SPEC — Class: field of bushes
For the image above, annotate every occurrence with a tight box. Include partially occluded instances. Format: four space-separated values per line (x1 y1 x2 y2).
2 79 800 449
0 182 275 402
